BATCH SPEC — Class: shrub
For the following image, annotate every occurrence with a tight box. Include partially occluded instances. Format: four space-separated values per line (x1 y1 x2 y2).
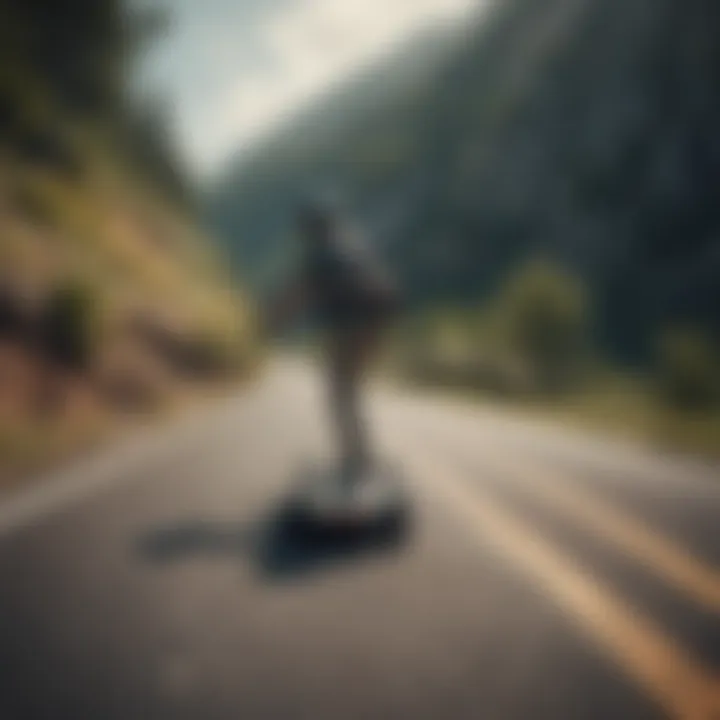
655 327 720 413
38 278 98 372
495 259 590 393
0 281 30 339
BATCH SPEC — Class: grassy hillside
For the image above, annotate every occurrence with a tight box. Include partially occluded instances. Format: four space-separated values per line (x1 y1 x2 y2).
0 0 256 481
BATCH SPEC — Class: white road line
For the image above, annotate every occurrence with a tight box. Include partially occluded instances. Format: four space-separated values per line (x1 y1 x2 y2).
0 396 246 537
376 388 720 491
386 408 720 613
479 451 720 613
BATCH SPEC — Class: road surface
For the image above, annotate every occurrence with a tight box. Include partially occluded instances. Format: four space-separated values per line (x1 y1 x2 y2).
0 361 718 720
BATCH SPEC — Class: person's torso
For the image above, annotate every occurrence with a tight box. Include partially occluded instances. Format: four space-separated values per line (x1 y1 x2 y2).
304 228 397 323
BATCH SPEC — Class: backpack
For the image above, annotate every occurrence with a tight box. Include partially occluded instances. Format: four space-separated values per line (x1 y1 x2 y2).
306 229 401 322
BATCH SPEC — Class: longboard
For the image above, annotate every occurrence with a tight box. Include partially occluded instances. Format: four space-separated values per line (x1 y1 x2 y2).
284 460 411 540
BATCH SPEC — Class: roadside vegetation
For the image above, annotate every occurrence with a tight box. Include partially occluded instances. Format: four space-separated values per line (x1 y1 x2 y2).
388 260 720 458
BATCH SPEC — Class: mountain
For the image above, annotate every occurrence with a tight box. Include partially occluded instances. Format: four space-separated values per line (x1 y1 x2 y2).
205 0 720 361
204 20 467 286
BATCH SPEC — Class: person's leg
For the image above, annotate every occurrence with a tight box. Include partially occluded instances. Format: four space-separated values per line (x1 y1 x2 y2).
328 323 383 482
328 328 362 481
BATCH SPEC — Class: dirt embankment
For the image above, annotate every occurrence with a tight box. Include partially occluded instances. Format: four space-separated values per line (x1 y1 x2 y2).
0 153 258 488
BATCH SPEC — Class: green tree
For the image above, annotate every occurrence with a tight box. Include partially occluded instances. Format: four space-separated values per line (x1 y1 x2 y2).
496 259 590 393
655 327 720 412
39 278 99 372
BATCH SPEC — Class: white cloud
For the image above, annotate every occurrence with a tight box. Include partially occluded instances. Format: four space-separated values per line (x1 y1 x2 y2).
172 0 483 176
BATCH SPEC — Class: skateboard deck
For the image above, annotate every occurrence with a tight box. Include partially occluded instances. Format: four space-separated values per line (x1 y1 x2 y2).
285 461 410 539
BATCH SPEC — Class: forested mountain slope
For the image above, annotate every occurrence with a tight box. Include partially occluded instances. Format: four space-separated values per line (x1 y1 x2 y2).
207 0 720 361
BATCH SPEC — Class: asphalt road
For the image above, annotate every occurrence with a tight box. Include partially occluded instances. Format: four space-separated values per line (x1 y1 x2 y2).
0 361 718 720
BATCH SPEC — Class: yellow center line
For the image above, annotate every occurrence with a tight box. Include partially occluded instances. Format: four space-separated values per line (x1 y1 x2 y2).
471 450 720 614
399 445 720 720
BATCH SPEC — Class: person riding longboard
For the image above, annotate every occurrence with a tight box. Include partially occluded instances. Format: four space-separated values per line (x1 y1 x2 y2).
267 199 402 485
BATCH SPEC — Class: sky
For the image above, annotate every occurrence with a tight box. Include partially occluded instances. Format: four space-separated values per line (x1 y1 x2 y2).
133 0 484 179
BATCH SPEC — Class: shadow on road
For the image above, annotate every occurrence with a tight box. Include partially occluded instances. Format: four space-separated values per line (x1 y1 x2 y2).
136 496 407 583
